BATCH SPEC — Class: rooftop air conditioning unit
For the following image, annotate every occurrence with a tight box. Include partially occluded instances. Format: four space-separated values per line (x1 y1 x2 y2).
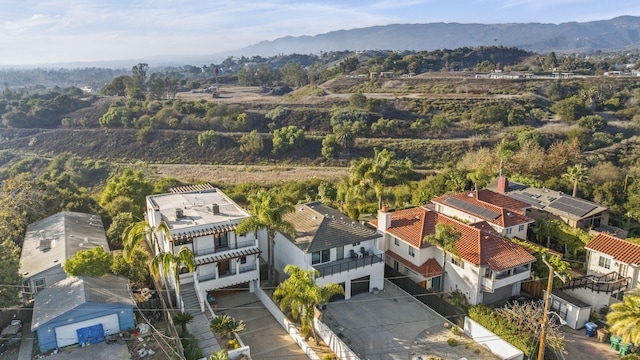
211 204 220 215
175 208 184 218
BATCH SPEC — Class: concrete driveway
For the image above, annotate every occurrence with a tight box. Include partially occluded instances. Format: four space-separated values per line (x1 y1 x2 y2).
215 291 309 360
322 280 498 360
41 342 129 360
562 326 619 360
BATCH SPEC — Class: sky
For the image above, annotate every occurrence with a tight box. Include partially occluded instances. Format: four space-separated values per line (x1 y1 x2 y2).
1 0 639 66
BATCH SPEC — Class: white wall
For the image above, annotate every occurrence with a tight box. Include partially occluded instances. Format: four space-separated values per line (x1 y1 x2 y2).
464 317 524 360
443 252 481 305
548 292 591 330
273 233 308 275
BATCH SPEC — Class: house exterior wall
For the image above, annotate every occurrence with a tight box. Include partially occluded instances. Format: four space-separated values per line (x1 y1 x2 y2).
547 292 591 330
25 266 67 298
561 287 612 314
441 253 481 305
586 249 640 289
34 303 135 353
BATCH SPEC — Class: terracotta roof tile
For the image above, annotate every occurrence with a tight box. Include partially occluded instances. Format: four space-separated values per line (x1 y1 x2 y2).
375 206 536 271
386 250 443 278
432 190 534 228
586 233 640 265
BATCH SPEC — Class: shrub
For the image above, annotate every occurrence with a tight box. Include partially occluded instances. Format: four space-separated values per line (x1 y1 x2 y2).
446 338 459 346
198 130 218 146
272 125 305 154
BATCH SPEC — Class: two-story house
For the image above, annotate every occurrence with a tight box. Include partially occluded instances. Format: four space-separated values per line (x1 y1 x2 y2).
19 212 109 304
273 202 384 300
431 189 534 239
488 176 611 233
373 205 536 305
146 184 261 312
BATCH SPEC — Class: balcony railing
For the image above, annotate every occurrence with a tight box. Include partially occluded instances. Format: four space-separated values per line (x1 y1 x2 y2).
197 273 216 282
239 264 257 274
194 239 257 256
562 271 630 294
314 253 383 278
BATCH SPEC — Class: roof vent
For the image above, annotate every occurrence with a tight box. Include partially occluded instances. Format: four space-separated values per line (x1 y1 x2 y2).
175 208 184 218
211 204 220 215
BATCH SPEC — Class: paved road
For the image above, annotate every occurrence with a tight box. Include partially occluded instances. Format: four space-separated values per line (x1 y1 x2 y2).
562 326 619 360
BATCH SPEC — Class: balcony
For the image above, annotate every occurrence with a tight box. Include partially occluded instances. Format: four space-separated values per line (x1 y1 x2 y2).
194 239 258 257
482 265 531 291
314 253 384 278
562 271 630 294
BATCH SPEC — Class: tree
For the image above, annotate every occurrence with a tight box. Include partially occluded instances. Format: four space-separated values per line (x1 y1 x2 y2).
0 238 21 307
236 190 295 285
532 217 554 248
122 220 171 259
271 125 305 155
607 290 640 347
99 169 153 218
150 245 195 281
577 114 607 131
106 212 134 249
272 265 344 343
349 93 367 108
63 246 113 276
423 224 461 294
550 96 588 122
111 247 149 285
321 134 338 159
239 130 263 155
562 164 589 197
333 123 355 148
174 311 194 334
350 148 414 209
198 130 218 147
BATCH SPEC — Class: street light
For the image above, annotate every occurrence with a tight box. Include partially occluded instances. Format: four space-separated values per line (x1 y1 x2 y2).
537 255 567 360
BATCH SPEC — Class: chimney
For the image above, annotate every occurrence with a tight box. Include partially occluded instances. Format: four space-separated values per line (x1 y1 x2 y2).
497 176 509 194
377 205 392 232
211 203 220 214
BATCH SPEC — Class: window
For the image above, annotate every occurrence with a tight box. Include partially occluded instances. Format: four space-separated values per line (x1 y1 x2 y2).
312 249 331 265
484 268 492 278
599 256 611 269
505 228 512 235
394 238 399 246
352 242 360 247
34 278 45 292
451 257 464 268
240 256 247 264
518 225 525 232
408 247 415 257
215 232 229 248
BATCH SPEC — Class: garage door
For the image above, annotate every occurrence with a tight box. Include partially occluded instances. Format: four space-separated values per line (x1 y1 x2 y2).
55 313 120 348
482 285 513 305
351 276 370 297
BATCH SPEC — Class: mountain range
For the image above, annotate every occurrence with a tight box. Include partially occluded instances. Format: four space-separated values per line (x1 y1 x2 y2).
231 16 640 57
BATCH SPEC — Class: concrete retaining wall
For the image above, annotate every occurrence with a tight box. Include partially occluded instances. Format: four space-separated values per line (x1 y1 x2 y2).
314 318 360 360
463 317 524 360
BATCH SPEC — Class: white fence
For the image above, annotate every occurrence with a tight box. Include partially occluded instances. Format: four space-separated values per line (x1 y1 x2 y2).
463 317 524 360
254 287 321 360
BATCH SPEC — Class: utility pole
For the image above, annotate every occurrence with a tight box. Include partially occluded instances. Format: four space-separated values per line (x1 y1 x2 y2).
538 256 566 360
537 256 554 360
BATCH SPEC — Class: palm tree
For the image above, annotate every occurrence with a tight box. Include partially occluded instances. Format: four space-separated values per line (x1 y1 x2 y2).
562 164 589 197
349 148 413 210
236 190 296 285
273 265 344 344
423 223 461 296
210 314 246 339
607 290 640 346
173 311 194 334
532 217 553 248
150 246 195 280
122 220 171 260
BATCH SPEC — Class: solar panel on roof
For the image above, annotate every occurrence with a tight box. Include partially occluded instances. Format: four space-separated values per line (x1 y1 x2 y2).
547 196 597 217
444 197 500 220
509 193 541 205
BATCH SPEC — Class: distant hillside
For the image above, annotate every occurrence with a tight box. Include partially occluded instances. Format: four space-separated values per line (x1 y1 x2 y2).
234 16 640 56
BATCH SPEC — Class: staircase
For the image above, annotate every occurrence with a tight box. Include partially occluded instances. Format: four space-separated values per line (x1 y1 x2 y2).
562 272 630 294
181 282 202 314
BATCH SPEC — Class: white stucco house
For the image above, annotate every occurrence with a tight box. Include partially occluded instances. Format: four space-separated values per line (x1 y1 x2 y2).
146 184 261 312
272 202 384 300
19 212 109 305
431 189 534 240
372 205 536 305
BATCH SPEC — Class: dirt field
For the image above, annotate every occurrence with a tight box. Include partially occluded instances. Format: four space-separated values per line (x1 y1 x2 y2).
154 164 351 186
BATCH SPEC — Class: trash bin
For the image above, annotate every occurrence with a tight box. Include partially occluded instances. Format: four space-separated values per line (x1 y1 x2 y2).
619 343 632 356
596 328 610 342
610 335 621 351
585 322 598 337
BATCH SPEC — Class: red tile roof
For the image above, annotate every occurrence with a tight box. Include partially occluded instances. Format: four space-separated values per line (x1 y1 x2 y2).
386 250 443 278
375 206 535 271
586 233 640 265
432 190 534 228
